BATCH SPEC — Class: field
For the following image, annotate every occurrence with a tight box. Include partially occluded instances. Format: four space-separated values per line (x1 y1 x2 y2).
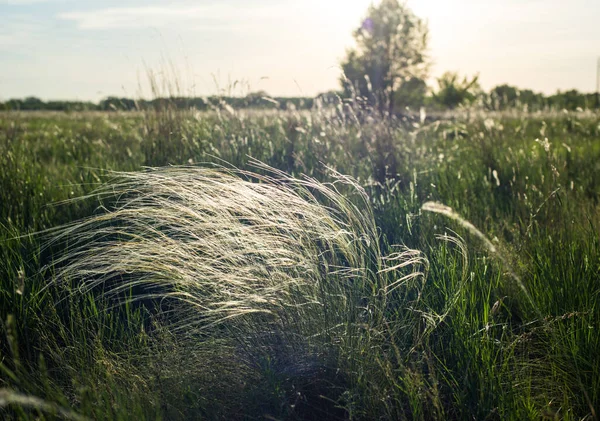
0 105 599 420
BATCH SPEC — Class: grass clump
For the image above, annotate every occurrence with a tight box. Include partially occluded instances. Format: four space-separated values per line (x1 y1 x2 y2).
47 162 430 419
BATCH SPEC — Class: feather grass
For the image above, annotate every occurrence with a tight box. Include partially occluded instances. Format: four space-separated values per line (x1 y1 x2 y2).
46 162 427 416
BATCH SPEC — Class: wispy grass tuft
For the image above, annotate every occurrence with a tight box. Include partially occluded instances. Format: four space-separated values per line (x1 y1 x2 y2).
48 162 428 418
422 201 540 316
0 389 90 421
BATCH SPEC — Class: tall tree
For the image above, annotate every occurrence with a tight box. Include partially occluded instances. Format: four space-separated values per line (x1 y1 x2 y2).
340 0 429 115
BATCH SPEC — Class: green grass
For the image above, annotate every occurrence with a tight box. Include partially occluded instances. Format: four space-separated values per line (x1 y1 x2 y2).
0 106 599 420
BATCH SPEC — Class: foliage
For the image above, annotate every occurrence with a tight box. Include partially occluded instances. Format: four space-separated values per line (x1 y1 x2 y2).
340 0 429 114
2 88 599 114
547 89 598 110
486 85 599 111
394 76 428 110
0 95 313 113
1 97 97 112
431 72 481 109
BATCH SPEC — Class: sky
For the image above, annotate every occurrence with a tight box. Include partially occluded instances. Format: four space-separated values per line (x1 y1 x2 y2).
1 0 599 101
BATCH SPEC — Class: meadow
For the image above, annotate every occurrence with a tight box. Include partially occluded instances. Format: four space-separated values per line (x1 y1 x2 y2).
0 103 599 420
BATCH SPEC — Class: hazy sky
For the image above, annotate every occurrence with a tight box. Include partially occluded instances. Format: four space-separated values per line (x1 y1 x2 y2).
1 0 599 101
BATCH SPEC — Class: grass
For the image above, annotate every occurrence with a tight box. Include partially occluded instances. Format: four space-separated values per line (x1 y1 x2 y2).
0 104 598 420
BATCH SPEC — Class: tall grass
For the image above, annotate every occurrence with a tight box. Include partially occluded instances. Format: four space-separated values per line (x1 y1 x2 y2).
0 103 599 419
48 162 433 419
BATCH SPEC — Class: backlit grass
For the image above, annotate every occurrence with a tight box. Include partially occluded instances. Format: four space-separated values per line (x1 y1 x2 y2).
0 106 598 420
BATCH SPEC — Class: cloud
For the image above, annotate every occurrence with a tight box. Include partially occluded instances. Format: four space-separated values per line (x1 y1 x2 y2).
0 14 46 50
57 4 288 30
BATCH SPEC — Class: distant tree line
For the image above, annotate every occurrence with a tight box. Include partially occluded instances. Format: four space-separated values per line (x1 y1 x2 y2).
0 94 314 112
2 87 597 113
484 85 599 111
0 96 98 111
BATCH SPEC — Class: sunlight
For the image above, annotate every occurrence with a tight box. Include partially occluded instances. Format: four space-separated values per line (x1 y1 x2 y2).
1 0 599 419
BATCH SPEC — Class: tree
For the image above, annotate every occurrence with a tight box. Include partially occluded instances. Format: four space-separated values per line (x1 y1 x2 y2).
487 85 547 111
394 76 427 109
517 89 546 111
99 97 137 111
340 0 429 115
490 84 519 110
432 72 481 109
244 91 270 108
